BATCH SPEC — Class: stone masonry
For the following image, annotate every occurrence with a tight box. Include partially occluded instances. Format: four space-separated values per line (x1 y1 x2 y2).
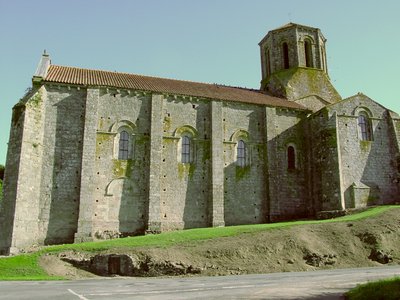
0 23 399 254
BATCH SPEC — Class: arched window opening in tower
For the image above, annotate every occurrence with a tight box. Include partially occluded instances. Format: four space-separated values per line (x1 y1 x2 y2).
358 113 373 141
181 136 191 163
287 146 296 170
237 140 246 167
118 130 130 160
304 39 313 68
321 47 326 71
266 49 271 77
282 42 289 69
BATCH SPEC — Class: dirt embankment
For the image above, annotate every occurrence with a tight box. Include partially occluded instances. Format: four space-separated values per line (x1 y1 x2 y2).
40 208 400 279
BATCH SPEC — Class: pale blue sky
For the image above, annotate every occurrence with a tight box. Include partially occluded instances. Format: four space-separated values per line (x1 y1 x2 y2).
0 0 399 165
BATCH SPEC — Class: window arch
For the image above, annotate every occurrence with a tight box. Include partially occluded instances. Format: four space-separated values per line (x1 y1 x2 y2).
304 39 313 67
287 145 296 170
181 135 191 163
358 112 373 141
118 130 130 160
236 140 246 167
282 42 289 69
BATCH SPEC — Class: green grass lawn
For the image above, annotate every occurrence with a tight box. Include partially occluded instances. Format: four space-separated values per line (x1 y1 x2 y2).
345 277 400 300
0 205 397 280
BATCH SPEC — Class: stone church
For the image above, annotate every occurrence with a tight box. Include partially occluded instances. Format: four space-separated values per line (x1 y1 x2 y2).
1 23 399 254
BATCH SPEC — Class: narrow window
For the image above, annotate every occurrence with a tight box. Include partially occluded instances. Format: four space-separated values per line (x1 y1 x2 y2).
181 136 191 163
304 40 313 67
321 47 326 71
287 146 295 170
266 49 271 76
358 113 372 141
282 42 289 69
237 140 246 167
118 130 130 160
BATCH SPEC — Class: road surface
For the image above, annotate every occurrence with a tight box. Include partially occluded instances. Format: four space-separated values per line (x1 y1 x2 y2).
1 265 400 299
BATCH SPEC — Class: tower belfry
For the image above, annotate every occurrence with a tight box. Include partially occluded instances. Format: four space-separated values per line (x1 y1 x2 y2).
259 23 341 111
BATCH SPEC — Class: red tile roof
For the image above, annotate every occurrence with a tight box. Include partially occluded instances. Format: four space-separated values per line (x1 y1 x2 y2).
44 65 305 110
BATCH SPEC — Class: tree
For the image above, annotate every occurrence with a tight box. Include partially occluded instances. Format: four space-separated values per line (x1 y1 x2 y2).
0 179 3 205
0 165 4 205
0 164 4 181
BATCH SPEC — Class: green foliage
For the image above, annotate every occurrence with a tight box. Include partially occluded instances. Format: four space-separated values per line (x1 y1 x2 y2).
0 205 397 280
0 254 63 280
345 277 400 300
0 179 3 204
235 165 251 180
0 164 4 180
112 159 134 178
359 140 371 152
177 163 196 180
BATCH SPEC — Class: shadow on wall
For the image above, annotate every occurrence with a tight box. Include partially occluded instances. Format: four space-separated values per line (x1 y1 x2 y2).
117 159 147 237
347 114 400 207
116 101 149 237
44 93 84 245
182 105 209 229
265 111 310 222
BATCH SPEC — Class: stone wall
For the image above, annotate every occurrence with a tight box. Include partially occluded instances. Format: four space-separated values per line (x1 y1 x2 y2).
329 94 400 207
265 107 309 221
39 86 85 245
90 89 151 238
309 109 344 212
3 83 398 254
222 102 267 225
0 90 31 253
160 97 210 230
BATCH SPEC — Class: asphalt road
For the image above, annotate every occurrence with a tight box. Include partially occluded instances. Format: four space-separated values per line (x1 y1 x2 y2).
1 265 400 300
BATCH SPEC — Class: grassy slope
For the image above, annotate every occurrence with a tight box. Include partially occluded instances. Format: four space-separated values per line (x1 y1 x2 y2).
345 277 400 300
0 205 397 280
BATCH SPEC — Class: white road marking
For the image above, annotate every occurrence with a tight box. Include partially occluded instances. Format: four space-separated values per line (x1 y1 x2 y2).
68 288 89 300
222 285 255 289
87 284 260 296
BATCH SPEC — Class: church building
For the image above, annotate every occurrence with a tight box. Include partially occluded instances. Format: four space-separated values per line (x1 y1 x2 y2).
1 23 399 254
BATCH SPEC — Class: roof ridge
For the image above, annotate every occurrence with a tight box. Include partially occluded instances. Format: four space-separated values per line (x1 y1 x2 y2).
50 64 244 90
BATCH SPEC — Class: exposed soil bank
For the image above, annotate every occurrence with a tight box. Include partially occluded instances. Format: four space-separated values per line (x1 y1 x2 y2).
39 208 400 279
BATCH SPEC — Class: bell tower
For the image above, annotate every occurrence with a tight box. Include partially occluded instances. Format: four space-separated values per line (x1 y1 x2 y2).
259 23 341 111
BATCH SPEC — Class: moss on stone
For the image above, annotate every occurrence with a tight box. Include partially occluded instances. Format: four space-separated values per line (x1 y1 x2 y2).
96 133 112 155
163 116 171 132
360 140 371 152
27 90 42 108
163 137 177 145
136 136 150 145
177 163 196 180
200 140 211 162
263 67 341 102
395 120 400 132
12 104 25 126
257 144 267 160
235 165 251 181
112 159 133 178
320 128 337 148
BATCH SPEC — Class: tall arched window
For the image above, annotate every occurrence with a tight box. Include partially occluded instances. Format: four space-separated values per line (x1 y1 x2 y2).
181 135 191 163
266 49 271 76
287 146 296 170
321 47 326 71
358 113 373 141
304 39 313 67
237 140 246 167
118 130 130 160
282 42 289 69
